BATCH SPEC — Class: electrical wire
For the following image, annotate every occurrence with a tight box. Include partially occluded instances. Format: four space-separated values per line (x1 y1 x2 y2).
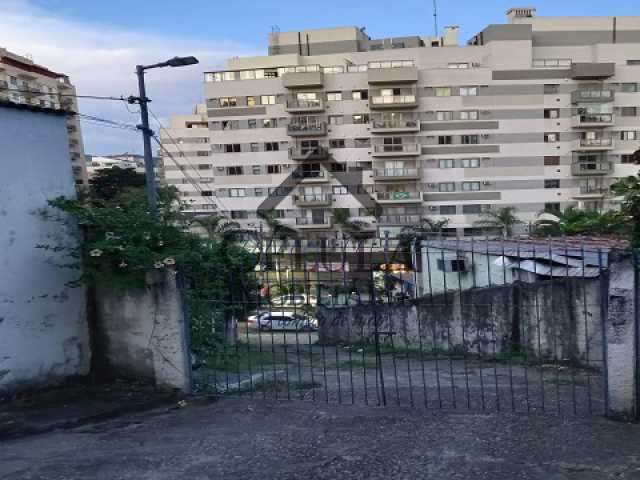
0 86 126 101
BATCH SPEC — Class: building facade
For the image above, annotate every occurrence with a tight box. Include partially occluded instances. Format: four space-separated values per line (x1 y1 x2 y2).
0 47 88 189
162 7 640 237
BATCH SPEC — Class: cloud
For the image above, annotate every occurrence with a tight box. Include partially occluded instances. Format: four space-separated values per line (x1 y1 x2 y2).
1 1 259 154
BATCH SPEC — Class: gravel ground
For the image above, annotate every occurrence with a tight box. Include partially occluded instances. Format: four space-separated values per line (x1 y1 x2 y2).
2 397 640 480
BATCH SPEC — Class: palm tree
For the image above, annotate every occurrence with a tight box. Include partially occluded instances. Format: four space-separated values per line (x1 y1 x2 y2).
399 217 450 242
190 213 241 242
332 208 375 240
534 206 628 237
474 207 523 238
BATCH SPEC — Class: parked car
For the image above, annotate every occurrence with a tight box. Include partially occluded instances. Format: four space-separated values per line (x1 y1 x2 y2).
257 311 318 331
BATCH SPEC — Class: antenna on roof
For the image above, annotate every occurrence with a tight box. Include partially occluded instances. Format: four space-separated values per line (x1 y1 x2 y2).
432 0 438 37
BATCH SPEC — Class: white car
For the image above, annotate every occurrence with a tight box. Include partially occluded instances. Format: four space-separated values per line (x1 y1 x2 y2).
257 311 318 331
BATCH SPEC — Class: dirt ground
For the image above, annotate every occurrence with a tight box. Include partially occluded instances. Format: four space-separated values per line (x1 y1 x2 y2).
2 397 640 480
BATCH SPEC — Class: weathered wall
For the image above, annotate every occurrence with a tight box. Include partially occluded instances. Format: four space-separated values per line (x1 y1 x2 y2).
95 271 191 392
0 106 90 394
319 277 603 365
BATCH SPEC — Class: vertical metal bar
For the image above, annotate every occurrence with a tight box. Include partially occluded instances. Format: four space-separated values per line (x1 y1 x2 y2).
276 241 291 400
290 243 304 400
316 256 329 403
358 240 369 406
470 236 485 411
633 249 640 421
303 240 316 402
598 248 610 416
425 242 442 408
264 246 278 400
371 240 386 406
517 237 530 413
256 227 267 399
564 238 577 415
500 236 515 412
548 237 561 415
581 243 592 415
383 232 401 406
456 236 471 410
486 236 500 412
532 241 545 413
412 239 429 408
440 247 456 409
342 236 354 405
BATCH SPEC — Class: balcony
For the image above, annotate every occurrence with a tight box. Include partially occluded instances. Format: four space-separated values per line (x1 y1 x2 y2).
570 62 615 80
370 118 420 133
373 168 420 181
571 160 613 176
295 217 333 229
287 122 327 137
289 146 329 161
378 214 421 225
369 94 418 109
282 71 324 88
571 113 614 128
294 193 333 207
571 89 614 104
371 144 420 157
295 170 330 183
573 137 614 151
368 63 418 84
573 186 610 199
376 191 422 203
285 97 324 113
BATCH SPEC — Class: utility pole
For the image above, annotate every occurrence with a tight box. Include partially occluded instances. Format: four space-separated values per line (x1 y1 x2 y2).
128 56 199 218
135 65 157 216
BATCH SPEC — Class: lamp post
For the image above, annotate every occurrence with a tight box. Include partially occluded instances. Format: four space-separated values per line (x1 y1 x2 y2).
130 56 199 217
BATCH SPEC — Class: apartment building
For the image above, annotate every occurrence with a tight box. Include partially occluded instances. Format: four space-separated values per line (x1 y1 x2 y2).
161 7 640 237
0 48 88 189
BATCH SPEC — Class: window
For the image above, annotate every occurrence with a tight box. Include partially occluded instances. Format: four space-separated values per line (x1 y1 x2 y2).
440 205 456 215
329 115 343 125
533 58 571 68
201 191 213 197
461 135 479 145
224 144 241 153
254 188 264 196
352 90 368 100
246 96 256 107
327 92 342 101
330 162 346 172
621 107 637 117
620 131 638 141
621 83 638 93
545 202 561 213
330 139 346 149
197 164 210 170
544 179 560 189
333 186 348 195
461 158 480 168
462 182 481 191
352 114 370 124
230 211 249 219
438 182 455 192
219 97 237 107
621 154 635 164
196 151 210 157
9 76 17 86
260 95 276 105
438 159 454 169
627 60 640 66
462 204 482 214
544 156 560 166
267 165 282 174
544 108 560 119
222 120 239 130
438 135 453 145
227 166 243 176
252 165 261 174
459 86 478 96
436 111 453 121
544 132 559 143
355 138 370 148
437 258 467 272
435 87 451 97
263 118 277 128
229 188 246 197
248 119 257 129
459 110 479 120
265 142 279 151
239 70 256 80
323 66 344 74
448 63 469 69
544 84 559 94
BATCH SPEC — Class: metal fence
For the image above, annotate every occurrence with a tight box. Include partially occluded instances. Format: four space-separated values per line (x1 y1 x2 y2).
191 235 619 417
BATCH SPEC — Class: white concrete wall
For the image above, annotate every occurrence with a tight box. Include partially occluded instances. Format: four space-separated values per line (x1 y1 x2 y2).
0 106 90 394
95 271 191 392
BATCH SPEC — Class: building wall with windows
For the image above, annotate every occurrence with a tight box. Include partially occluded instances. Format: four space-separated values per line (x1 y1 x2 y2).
0 47 88 189
161 8 640 237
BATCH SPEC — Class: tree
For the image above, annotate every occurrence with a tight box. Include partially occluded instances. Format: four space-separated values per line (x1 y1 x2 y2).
332 208 375 240
611 175 640 245
257 210 299 240
88 166 145 202
474 207 523 237
399 217 450 243
189 213 241 242
534 206 629 238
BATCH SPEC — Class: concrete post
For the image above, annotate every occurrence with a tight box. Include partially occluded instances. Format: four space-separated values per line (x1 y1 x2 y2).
605 255 638 420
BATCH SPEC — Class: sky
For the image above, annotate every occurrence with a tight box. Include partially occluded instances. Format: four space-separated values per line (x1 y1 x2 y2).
1 0 637 155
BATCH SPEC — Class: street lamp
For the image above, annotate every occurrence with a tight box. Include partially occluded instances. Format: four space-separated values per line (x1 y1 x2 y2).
130 56 199 217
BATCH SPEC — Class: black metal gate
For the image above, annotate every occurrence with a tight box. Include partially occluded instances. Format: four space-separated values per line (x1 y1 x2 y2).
191 236 612 416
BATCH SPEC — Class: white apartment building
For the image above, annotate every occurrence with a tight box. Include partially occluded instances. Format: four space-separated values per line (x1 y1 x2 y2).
161 7 640 237
0 48 88 189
